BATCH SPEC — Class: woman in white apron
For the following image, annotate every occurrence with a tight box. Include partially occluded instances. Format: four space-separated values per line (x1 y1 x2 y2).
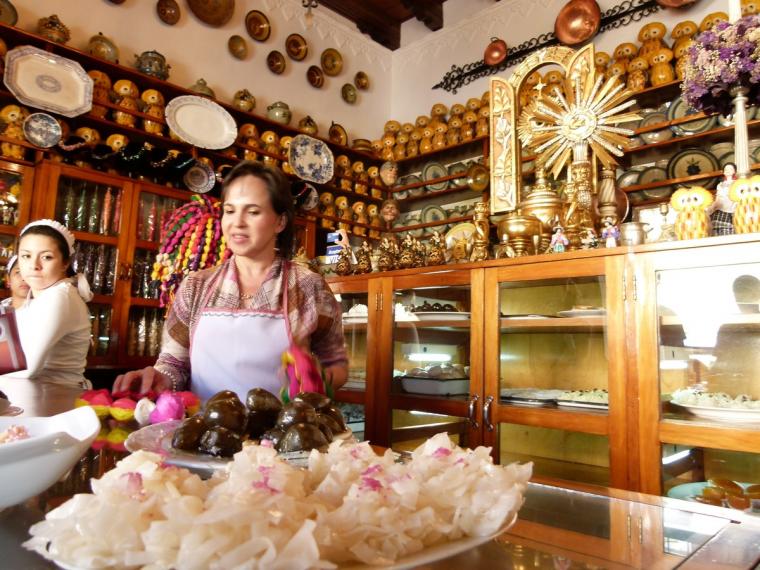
114 162 348 401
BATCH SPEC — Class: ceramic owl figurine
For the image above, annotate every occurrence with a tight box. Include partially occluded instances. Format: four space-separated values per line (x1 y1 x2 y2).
699 12 728 32
594 51 611 78
649 48 675 87
674 38 695 81
742 0 759 16
729 176 760 234
670 186 714 240
671 20 697 42
627 57 649 92
638 22 668 60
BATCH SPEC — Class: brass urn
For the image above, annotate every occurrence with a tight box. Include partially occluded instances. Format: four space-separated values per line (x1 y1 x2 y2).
517 167 562 252
497 212 542 256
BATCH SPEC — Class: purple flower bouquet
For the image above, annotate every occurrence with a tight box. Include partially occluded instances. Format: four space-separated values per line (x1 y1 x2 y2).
682 15 760 116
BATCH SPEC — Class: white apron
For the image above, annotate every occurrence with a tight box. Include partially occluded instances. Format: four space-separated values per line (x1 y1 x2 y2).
189 262 293 402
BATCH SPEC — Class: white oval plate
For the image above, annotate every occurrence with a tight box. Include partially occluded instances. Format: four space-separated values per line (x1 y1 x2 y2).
670 402 760 424
165 95 237 149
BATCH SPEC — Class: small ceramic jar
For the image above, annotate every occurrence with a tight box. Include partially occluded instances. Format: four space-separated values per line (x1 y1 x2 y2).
87 32 119 64
266 101 291 125
232 89 255 112
134 50 171 80
38 15 70 44
189 78 215 98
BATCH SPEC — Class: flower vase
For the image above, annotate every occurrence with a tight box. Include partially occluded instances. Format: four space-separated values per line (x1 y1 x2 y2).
731 85 751 177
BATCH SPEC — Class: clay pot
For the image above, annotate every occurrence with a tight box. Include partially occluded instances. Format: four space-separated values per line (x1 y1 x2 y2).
188 78 215 98
266 101 291 125
134 50 170 80
232 89 255 112
87 32 119 64
484 37 508 66
156 0 180 25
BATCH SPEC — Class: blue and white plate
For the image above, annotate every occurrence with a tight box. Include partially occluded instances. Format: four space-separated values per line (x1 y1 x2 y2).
22 112 62 148
183 161 216 194
288 134 335 184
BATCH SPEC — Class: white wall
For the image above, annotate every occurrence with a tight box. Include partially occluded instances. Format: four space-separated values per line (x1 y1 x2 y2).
12 0 392 141
389 0 725 130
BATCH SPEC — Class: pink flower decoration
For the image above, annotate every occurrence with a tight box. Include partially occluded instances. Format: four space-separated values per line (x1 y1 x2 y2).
149 391 186 424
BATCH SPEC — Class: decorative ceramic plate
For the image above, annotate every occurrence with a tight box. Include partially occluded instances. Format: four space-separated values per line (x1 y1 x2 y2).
285 33 308 61
717 151 735 168
638 166 671 199
556 308 606 317
754 146 760 165
321 48 343 76
354 71 369 90
638 112 672 144
627 191 647 205
183 161 216 193
187 0 234 27
669 402 760 424
467 163 490 191
0 0 18 25
448 161 469 188
667 95 718 136
289 134 335 184
267 50 286 75
404 174 424 197
165 95 236 149
667 148 719 188
421 204 448 225
412 311 471 321
616 169 641 189
3 46 93 117
22 112 62 148
307 65 324 88
422 161 448 192
341 83 357 104
125 420 353 476
245 9 271 42
500 388 564 405
718 106 757 127
157 0 181 26
556 400 609 410
328 122 347 145
445 222 476 250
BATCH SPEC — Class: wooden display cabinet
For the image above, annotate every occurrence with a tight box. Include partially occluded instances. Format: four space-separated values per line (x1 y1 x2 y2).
0 159 35 269
32 161 190 369
328 236 760 499
633 236 760 497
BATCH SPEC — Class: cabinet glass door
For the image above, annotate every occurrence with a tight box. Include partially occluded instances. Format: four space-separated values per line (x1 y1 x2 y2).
653 259 760 501
385 271 481 453
487 258 626 488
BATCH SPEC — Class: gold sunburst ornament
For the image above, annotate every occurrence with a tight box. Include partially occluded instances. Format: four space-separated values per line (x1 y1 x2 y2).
518 73 641 179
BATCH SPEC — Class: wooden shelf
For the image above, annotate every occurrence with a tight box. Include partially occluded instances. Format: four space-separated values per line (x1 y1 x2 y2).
496 403 609 435
71 230 119 246
660 313 760 330
389 392 470 415
500 316 605 332
395 318 472 330
622 162 760 194
391 215 470 234
130 297 161 308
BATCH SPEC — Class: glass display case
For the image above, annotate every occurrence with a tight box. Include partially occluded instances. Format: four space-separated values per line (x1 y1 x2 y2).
484 256 628 489
336 290 371 392
386 271 481 453
637 241 760 497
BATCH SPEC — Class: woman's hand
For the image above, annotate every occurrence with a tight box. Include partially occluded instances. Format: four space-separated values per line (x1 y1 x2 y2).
113 366 171 394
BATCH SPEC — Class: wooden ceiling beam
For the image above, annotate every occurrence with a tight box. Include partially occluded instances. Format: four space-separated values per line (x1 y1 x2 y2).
400 0 444 31
318 0 402 50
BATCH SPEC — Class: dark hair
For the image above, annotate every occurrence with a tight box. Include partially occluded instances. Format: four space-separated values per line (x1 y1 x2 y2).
222 161 295 259
19 225 75 276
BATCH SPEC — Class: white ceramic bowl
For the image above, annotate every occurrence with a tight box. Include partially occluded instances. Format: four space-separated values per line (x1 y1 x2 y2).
0 407 100 508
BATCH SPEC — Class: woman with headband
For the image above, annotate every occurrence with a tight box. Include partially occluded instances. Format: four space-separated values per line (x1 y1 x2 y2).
1 220 93 387
1 255 30 309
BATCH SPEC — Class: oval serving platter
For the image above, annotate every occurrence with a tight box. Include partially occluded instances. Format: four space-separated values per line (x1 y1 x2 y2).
165 95 237 149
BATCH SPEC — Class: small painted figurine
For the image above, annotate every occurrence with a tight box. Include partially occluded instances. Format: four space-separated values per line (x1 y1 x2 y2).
580 229 599 249
353 241 373 274
550 226 569 253
729 174 760 234
670 186 714 240
427 230 446 266
601 218 620 248
706 162 737 235
377 237 398 271
335 246 353 276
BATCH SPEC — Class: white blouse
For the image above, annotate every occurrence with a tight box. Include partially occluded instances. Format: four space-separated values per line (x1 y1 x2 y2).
4 280 91 387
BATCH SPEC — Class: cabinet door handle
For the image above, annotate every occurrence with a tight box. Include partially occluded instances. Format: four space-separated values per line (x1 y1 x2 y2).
468 394 479 429
375 292 383 311
483 395 494 432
